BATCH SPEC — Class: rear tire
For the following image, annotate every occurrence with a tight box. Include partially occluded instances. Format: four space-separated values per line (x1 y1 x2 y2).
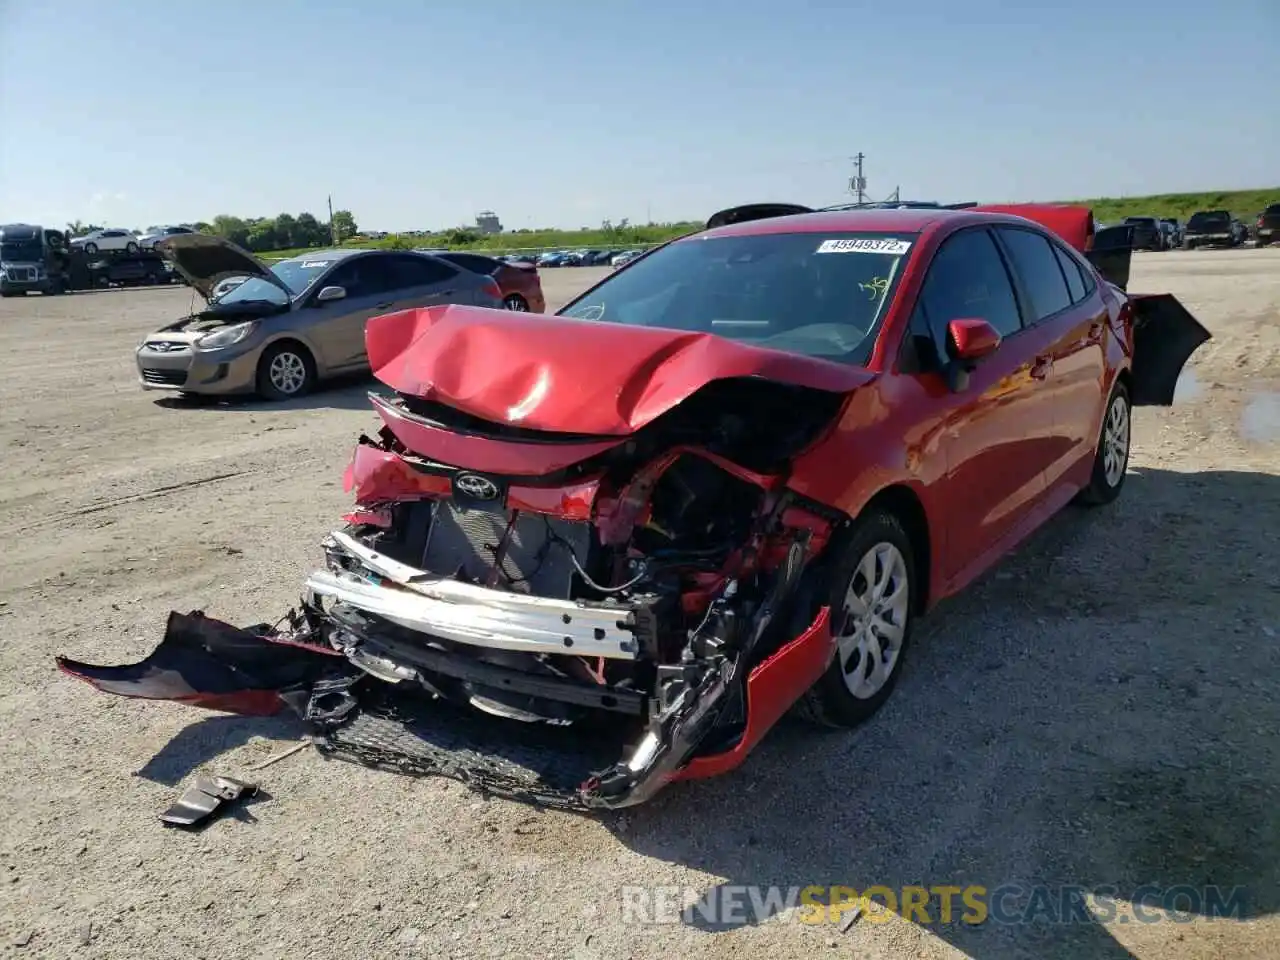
504 293 529 311
1075 380 1131 506
793 511 917 728
255 342 315 401
126 241 138 254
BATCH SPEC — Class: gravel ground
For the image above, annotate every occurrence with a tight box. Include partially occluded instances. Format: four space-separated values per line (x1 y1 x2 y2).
1 251 1278 960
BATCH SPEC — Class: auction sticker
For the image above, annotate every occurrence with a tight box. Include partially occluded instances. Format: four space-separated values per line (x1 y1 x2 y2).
816 238 912 255
300 260 329 268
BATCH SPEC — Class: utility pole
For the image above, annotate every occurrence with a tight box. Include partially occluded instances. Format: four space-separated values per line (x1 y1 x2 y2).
849 153 867 205
328 194 337 245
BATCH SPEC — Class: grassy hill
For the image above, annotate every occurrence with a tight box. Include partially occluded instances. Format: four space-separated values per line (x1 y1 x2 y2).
1075 188 1278 223
258 187 1278 259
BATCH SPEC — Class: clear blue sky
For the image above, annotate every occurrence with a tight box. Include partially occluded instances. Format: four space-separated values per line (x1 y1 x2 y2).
1 0 1276 232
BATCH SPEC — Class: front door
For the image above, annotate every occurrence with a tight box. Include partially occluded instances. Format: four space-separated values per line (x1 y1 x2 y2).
307 256 401 372
905 227 1058 580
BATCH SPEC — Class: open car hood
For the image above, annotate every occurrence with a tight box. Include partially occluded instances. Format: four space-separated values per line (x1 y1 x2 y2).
366 304 876 436
155 233 290 302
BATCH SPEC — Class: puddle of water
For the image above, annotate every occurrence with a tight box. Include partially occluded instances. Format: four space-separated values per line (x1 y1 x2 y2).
1173 367 1203 403
1241 392 1280 443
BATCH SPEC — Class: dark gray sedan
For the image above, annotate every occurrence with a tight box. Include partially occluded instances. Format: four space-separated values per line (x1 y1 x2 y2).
138 236 504 400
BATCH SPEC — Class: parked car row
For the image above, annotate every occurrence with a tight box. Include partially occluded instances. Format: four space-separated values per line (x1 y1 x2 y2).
1113 208 1273 250
65 225 198 255
530 248 648 268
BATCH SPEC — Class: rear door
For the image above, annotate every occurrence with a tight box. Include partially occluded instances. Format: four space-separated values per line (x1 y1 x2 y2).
383 254 470 307
305 255 401 372
905 227 1055 576
993 225 1106 493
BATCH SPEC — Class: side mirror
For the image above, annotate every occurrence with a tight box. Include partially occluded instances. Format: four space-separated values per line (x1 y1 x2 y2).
944 318 1001 392
315 284 346 304
947 317 1001 363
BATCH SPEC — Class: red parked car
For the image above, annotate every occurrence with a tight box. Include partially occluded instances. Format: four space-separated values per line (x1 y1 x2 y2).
437 251 545 312
60 202 1209 810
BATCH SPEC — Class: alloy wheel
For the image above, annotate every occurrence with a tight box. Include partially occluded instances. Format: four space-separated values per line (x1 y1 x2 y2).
268 351 308 396
835 542 910 699
504 294 528 311
1102 392 1130 488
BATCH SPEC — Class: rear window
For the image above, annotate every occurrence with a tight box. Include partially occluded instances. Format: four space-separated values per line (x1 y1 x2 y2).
1264 204 1280 215
1188 211 1230 227
1123 217 1157 226
559 231 916 364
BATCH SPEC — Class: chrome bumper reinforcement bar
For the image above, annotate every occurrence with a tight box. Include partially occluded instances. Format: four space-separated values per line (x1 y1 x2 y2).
305 531 641 660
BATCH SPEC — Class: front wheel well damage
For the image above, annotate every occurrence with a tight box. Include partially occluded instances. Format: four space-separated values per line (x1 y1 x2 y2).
857 484 931 613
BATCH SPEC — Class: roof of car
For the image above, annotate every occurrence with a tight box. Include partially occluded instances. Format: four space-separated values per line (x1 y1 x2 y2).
696 207 966 240
282 248 374 263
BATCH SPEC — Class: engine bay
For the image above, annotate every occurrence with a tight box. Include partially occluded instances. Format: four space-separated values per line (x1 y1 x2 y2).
298 377 845 805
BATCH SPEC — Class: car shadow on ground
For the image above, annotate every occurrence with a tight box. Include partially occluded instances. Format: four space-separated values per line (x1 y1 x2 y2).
151 372 385 413
608 467 1280 960
134 713 306 786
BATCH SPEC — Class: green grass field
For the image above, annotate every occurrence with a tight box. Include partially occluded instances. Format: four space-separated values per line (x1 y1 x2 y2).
258 187 1279 260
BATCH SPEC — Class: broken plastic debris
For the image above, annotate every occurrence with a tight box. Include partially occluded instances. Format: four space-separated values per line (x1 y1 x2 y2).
159 775 258 829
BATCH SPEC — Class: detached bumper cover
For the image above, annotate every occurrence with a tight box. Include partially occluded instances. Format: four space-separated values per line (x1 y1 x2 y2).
56 605 834 810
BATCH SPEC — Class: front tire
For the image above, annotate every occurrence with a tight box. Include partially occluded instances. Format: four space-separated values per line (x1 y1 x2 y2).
255 342 315 401
1075 380 1131 506
83 242 99 255
794 511 916 728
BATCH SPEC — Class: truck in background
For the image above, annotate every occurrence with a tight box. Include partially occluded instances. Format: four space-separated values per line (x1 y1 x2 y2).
0 223 71 296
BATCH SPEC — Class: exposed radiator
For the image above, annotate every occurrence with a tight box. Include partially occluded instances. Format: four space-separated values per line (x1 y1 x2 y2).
421 501 592 598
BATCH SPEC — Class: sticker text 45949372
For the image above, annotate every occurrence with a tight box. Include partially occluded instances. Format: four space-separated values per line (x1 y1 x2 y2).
816 238 913 256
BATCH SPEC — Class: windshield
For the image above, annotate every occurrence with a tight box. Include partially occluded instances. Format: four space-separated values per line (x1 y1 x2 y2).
558 231 915 364
211 258 328 305
1 239 42 261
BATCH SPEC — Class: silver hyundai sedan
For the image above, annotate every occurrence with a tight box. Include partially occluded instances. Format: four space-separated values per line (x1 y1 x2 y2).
137 235 504 400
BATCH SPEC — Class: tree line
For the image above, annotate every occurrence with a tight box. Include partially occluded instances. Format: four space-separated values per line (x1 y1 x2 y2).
64 210 359 253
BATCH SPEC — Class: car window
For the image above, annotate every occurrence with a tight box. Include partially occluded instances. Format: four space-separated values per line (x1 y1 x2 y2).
916 228 1022 339
443 253 499 275
385 254 458 288
995 227 1073 322
325 256 400 298
1052 243 1088 303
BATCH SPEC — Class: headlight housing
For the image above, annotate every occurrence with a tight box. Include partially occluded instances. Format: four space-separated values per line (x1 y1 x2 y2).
195 321 257 351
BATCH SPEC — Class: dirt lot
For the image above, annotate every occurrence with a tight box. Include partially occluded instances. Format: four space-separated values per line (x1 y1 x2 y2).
1 251 1278 960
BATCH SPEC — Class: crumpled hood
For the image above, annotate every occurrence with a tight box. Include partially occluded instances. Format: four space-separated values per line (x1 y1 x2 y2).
366 304 875 436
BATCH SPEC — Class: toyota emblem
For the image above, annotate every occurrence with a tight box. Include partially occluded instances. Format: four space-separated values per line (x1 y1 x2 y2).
454 473 500 501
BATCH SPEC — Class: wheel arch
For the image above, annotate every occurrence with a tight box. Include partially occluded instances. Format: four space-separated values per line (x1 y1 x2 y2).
855 483 933 614
259 332 321 374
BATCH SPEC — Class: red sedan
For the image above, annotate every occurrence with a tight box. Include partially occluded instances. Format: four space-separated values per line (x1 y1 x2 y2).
60 202 1209 809
437 251 546 313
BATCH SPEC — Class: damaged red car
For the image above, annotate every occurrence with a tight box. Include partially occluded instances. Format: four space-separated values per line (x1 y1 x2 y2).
59 202 1210 810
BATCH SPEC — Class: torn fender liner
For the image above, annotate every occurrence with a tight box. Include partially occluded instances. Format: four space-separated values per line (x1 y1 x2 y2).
1129 293 1213 407
55 611 352 717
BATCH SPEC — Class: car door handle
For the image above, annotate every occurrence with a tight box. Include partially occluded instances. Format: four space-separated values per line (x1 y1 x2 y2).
1030 356 1052 380
374 300 394 309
